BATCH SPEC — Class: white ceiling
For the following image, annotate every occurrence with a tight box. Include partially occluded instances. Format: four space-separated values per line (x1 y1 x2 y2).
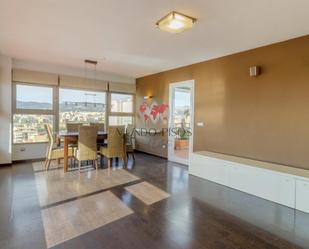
0 0 308 78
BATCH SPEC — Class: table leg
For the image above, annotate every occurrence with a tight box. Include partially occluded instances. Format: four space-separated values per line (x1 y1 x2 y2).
56 136 61 164
64 137 69 172
123 135 127 166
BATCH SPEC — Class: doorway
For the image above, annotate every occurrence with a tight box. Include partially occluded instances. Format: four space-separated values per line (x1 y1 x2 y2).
168 80 194 165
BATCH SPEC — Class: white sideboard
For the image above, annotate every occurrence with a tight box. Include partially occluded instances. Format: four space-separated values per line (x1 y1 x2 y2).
189 151 309 213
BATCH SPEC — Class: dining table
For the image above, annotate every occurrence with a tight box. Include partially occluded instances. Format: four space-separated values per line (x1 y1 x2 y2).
56 131 126 172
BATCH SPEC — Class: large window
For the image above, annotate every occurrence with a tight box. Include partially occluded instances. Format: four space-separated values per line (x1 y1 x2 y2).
13 83 134 144
110 93 134 126
13 83 54 143
109 116 133 126
59 88 106 131
16 84 53 110
111 93 133 113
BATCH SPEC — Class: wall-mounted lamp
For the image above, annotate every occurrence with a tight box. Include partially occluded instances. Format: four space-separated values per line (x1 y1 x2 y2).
144 96 153 100
249 66 261 77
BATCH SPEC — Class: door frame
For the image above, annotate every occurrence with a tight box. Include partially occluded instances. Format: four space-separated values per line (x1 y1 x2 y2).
168 80 195 165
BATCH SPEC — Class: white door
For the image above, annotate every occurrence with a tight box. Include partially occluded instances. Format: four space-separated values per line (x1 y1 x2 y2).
168 80 194 165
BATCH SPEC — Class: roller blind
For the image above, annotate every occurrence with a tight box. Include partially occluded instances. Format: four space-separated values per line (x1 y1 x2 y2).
109 82 136 93
59 75 108 91
12 69 58 85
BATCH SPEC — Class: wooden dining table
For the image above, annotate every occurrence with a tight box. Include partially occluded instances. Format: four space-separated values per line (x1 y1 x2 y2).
56 131 109 172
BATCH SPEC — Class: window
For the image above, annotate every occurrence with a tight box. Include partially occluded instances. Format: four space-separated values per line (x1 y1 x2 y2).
110 93 134 126
109 116 133 126
13 82 135 144
13 83 55 144
16 84 53 110
111 93 133 113
59 88 106 131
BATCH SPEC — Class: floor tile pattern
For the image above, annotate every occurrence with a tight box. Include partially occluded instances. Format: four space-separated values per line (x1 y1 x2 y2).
42 191 133 248
33 161 140 206
125 181 170 205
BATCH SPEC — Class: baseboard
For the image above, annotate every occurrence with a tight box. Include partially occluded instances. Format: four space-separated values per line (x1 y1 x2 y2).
134 149 167 159
13 158 45 164
0 163 12 167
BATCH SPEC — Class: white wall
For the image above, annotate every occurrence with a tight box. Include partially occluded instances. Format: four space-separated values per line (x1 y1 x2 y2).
12 143 48 161
0 55 12 164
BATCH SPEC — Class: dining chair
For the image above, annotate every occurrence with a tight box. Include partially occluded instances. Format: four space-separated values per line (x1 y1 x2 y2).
90 122 106 150
65 122 82 147
44 124 73 171
100 126 125 170
66 122 83 132
74 125 98 172
112 125 125 134
126 124 135 160
90 122 105 131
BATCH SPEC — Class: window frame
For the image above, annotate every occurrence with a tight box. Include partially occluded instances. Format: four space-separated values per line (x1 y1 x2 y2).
107 91 135 126
12 82 135 144
58 86 107 131
12 82 57 144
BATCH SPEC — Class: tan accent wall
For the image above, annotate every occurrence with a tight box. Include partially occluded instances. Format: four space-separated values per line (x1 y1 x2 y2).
136 35 309 170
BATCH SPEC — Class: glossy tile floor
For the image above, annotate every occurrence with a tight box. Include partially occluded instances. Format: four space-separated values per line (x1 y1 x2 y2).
174 149 189 160
1 152 309 249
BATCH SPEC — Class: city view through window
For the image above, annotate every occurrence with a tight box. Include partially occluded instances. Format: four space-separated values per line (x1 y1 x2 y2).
59 88 106 131
13 84 54 143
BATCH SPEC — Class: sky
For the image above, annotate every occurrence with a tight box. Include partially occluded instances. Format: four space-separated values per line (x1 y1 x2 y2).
16 84 189 106
175 90 191 107
16 85 106 103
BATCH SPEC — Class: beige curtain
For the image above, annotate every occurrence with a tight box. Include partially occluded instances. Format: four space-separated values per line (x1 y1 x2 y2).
109 82 136 94
12 69 58 85
12 69 135 93
59 75 108 91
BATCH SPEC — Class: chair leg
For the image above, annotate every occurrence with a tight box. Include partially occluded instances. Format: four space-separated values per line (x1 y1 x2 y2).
107 158 111 170
78 160 81 172
100 155 103 167
95 160 98 171
45 159 51 171
44 159 48 169
132 153 135 161
121 157 125 169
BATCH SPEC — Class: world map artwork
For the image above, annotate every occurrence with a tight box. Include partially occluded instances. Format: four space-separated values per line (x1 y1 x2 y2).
139 100 168 124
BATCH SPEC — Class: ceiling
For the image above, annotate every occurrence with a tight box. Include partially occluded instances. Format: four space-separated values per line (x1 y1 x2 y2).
0 0 308 78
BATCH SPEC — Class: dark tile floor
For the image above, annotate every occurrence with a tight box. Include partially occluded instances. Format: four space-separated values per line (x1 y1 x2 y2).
0 152 309 249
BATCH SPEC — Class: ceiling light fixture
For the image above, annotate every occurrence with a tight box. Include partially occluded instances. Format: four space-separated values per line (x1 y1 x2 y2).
156 11 197 33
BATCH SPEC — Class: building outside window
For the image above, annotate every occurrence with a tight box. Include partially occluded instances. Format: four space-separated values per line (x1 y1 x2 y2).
59 88 106 131
13 84 54 143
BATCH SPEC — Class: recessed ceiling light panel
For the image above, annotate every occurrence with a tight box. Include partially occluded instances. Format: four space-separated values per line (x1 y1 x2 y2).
156 11 197 33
